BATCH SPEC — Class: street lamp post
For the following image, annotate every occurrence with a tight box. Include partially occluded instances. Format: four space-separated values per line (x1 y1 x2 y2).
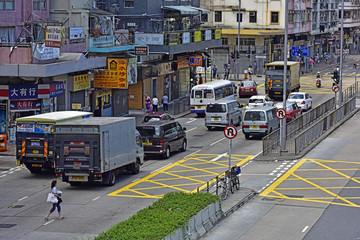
237 0 241 80
339 0 344 106
280 0 289 152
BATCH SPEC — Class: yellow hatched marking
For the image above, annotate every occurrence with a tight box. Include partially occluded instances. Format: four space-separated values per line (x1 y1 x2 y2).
109 154 253 198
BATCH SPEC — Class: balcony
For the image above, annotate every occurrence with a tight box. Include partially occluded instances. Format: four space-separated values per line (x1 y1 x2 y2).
133 27 222 55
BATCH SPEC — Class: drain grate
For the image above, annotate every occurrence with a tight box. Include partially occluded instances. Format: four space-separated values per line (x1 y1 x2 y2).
285 194 303 198
190 146 203 148
8 205 24 209
0 224 16 228
192 134 204 137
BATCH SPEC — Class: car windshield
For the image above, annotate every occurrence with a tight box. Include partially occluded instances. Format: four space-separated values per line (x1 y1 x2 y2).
289 94 304 100
243 81 255 87
136 126 161 137
249 98 264 103
206 104 226 113
276 104 293 110
143 116 160 122
244 111 266 121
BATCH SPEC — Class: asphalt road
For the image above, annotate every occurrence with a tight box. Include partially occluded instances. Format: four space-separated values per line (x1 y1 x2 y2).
0 57 358 240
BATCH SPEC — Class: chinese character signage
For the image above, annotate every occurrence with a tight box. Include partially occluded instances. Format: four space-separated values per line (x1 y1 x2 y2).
188 56 203 66
134 46 148 55
17 123 52 134
94 70 128 89
74 74 90 91
10 100 41 111
9 85 38 100
215 29 222 39
50 82 64 98
45 26 63 48
177 57 189 69
127 58 137 85
194 31 201 42
70 27 83 40
135 33 164 45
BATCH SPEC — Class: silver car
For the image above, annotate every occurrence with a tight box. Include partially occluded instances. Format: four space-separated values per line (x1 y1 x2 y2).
287 92 312 111
205 100 242 130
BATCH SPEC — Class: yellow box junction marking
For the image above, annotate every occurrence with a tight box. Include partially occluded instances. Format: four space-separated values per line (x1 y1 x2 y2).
108 154 253 199
260 159 360 207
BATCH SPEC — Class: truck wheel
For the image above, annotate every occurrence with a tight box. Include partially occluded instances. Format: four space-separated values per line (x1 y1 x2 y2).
108 171 116 186
180 140 187 152
163 146 171 159
131 163 140 174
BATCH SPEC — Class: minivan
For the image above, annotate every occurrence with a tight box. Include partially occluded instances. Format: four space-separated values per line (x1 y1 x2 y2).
136 120 187 159
242 106 279 139
205 100 242 130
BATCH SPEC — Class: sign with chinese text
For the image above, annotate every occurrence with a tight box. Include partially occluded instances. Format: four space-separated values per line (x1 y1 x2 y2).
49 82 64 98
177 57 189 69
45 26 63 48
17 123 52 134
169 33 178 45
72 103 82 110
94 70 128 89
9 85 38 100
134 46 148 55
10 100 41 111
215 29 221 39
33 43 60 60
135 33 164 45
205 30 212 41
194 31 201 42
182 32 190 44
189 56 203 66
127 58 137 85
74 74 91 91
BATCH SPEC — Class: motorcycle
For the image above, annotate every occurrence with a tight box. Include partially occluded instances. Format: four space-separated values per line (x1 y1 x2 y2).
316 78 321 88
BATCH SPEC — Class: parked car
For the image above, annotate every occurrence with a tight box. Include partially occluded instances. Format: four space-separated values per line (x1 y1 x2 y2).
142 113 174 124
242 106 280 139
205 100 242 130
287 92 312 111
239 80 258 97
247 95 274 109
275 102 302 122
136 120 187 159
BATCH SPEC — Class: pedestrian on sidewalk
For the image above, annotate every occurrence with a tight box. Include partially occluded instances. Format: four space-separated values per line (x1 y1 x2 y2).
198 74 203 84
45 180 63 221
145 94 151 112
212 65 217 79
152 95 159 112
162 93 169 113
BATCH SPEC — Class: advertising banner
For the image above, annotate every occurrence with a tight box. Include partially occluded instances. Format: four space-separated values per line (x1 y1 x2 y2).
194 31 201 42
74 74 91 91
127 58 137 85
45 26 62 48
70 27 83 40
9 85 38 100
182 32 190 44
135 33 164 45
215 29 221 39
205 30 212 41
49 82 64 98
17 123 52 134
33 43 60 60
10 100 41 110
94 70 127 89
189 56 203 66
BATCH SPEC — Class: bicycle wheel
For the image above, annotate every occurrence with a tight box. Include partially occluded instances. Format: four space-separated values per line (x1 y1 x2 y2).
229 177 234 194
217 184 228 201
234 176 240 190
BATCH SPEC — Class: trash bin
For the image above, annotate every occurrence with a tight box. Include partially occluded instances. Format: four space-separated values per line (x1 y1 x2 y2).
0 134 7 152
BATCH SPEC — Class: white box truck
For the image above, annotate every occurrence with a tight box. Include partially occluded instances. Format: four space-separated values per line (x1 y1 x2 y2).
54 117 144 186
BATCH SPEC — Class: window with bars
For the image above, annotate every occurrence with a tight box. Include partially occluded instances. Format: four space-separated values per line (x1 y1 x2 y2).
249 11 257 23
215 11 222 22
124 0 134 8
271 12 279 24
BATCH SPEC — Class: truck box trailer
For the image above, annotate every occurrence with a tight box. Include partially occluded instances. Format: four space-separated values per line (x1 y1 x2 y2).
54 117 144 186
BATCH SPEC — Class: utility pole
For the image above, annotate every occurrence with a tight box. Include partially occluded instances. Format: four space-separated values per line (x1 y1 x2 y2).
236 0 241 80
339 0 344 106
280 0 289 152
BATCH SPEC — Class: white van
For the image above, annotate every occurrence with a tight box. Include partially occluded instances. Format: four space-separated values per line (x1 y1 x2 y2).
242 106 279 139
205 100 242 130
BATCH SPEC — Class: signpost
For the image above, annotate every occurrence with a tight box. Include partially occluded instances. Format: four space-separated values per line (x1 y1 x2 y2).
224 125 237 173
276 108 286 120
332 84 339 109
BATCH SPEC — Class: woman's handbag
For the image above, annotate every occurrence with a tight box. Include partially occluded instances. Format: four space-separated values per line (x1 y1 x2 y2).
47 193 58 203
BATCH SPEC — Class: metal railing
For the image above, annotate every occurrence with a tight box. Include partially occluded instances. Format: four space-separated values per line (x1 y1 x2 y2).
263 82 359 156
295 97 356 154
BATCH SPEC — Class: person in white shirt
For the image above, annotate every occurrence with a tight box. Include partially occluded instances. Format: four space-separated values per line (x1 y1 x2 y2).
152 96 159 112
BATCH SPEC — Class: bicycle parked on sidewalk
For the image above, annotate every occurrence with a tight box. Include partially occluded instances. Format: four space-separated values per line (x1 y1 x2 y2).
216 166 241 201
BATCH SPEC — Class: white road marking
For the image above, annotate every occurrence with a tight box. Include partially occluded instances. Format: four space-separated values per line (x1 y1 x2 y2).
186 118 197 124
302 226 309 233
151 163 173 173
210 137 225 146
92 196 100 201
0 175 6 177
185 127 197 133
44 219 55 225
132 178 140 183
210 153 227 162
184 149 201 159
18 196 28 201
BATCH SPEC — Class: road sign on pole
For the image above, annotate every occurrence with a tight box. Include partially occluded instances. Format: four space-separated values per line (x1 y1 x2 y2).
224 125 237 139
276 108 286 120
332 84 339 93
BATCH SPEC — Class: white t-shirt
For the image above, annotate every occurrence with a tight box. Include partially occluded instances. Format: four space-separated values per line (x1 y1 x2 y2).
152 97 158 105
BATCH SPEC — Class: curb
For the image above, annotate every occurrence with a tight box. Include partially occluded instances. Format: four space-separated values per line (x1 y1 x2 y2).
223 190 257 218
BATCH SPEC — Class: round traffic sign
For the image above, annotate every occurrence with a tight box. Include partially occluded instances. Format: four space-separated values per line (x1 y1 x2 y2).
276 108 286 120
332 84 339 93
224 125 237 139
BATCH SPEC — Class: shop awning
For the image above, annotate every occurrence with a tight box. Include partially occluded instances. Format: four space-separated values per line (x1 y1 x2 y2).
188 6 210 14
222 29 284 36
163 6 199 15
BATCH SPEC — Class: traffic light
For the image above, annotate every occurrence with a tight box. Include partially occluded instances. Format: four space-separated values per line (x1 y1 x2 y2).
298 48 302 57
236 50 240 59
207 58 212 66
231 51 235 59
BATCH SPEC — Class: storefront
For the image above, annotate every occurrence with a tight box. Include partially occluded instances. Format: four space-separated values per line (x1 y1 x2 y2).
68 73 92 112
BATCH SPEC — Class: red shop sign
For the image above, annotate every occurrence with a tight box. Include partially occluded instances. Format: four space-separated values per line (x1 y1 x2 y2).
10 100 41 111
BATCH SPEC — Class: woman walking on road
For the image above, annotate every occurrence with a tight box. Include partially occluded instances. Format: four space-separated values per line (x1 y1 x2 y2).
45 180 63 220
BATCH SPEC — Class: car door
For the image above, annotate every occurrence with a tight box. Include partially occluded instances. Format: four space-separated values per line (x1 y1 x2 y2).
174 122 185 149
163 124 176 151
